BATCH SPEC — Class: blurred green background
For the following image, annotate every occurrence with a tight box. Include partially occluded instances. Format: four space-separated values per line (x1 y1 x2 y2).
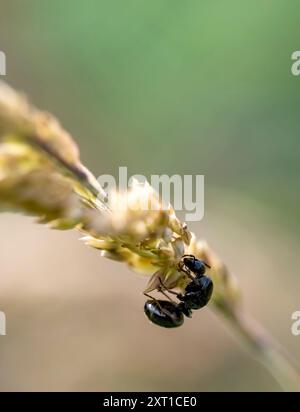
0 0 300 391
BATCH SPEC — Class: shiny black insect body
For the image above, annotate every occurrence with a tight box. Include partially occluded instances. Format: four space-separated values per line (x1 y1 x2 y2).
144 300 184 328
144 255 213 328
181 254 207 276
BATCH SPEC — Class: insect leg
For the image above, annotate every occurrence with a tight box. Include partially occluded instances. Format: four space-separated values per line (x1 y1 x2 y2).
178 261 194 280
158 288 174 302
143 292 156 301
143 292 166 311
157 277 181 304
